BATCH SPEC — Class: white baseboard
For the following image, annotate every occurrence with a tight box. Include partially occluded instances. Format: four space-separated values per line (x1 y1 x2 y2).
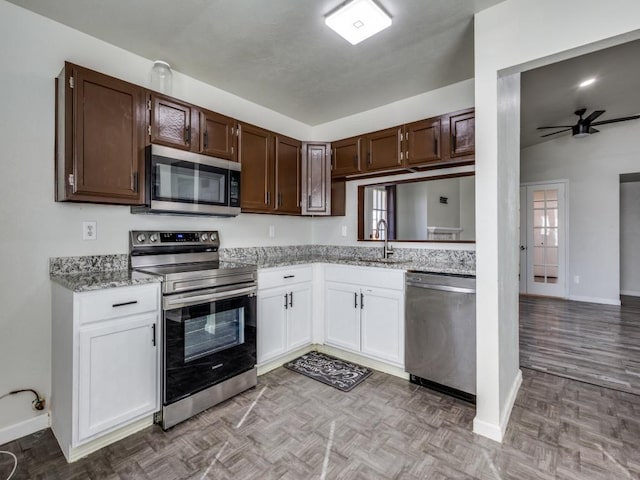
472 369 522 443
257 345 315 376
0 413 50 446
568 295 621 306
67 416 153 463
621 290 640 297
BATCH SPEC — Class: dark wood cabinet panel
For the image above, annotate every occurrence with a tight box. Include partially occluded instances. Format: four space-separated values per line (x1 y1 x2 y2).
275 135 301 215
301 142 330 215
446 109 475 159
55 62 145 204
331 136 362 178
330 179 346 217
364 127 403 172
150 94 192 150
405 117 441 166
199 109 236 160
238 122 274 212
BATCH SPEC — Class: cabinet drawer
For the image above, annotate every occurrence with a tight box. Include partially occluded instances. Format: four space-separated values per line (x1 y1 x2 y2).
78 284 159 325
258 265 313 290
324 265 404 290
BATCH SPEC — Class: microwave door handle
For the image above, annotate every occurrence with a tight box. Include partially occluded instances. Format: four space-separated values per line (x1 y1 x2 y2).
163 286 256 310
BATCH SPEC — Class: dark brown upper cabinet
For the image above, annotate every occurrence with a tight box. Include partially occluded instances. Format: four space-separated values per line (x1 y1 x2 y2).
331 136 363 178
404 117 441 167
364 126 403 172
149 94 193 151
301 142 331 215
199 109 237 161
445 109 475 159
55 62 146 205
275 135 301 215
238 122 274 213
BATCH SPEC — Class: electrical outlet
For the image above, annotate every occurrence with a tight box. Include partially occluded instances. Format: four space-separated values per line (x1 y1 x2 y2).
82 221 97 241
268 225 275 238
574 275 580 284
341 225 348 237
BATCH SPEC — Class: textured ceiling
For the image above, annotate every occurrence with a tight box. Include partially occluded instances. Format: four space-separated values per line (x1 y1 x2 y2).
521 39 640 148
7 0 504 125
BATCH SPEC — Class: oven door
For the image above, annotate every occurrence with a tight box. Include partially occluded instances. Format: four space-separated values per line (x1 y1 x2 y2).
162 285 256 405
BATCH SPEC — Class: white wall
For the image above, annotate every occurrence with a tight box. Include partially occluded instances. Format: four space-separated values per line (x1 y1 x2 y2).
0 0 316 434
396 183 429 240
620 181 640 296
474 0 640 442
426 178 461 228
521 122 640 304
459 176 476 241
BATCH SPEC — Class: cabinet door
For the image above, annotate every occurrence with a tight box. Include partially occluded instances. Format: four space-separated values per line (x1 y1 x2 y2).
62 63 145 204
275 135 301 214
238 123 274 212
150 94 192 150
257 288 287 364
447 109 475 159
360 287 404 365
287 283 313 350
364 127 403 172
331 136 362 178
301 142 331 215
77 312 158 442
324 282 360 352
199 109 237 160
405 117 441 166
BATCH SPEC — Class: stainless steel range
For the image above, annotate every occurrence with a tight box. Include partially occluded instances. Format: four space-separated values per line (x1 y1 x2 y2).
130 230 257 430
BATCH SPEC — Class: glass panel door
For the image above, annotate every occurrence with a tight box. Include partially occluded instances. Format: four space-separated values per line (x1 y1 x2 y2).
524 182 566 297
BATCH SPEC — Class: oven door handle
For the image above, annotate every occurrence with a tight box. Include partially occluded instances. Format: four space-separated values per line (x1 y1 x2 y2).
163 286 257 310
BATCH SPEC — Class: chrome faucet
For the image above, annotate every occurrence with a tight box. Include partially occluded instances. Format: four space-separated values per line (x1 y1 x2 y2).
376 218 394 259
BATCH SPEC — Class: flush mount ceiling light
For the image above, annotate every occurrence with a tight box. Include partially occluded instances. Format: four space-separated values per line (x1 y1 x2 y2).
579 77 596 88
325 0 392 45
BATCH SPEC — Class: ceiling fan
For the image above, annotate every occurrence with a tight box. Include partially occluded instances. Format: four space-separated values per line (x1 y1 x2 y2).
537 108 640 138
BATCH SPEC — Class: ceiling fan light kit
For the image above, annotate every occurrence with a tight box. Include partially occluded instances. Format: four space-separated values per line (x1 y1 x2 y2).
325 0 392 45
537 107 640 139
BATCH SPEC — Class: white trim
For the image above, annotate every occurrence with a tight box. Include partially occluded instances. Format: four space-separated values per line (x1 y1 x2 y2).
67 415 153 463
257 345 315 376
621 290 640 297
472 369 522 443
0 413 50 446
568 295 621 306
316 344 408 379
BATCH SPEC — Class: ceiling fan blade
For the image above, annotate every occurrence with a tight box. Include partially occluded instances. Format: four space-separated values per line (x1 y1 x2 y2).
583 110 605 124
591 114 640 126
589 127 599 134
537 125 574 130
540 128 572 138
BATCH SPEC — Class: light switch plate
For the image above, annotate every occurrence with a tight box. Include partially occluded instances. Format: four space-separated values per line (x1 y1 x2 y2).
83 221 97 240
268 225 275 238
341 225 348 237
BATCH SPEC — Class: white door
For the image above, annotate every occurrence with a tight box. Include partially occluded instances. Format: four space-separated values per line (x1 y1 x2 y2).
324 281 360 352
360 286 404 365
287 283 313 351
522 182 567 297
77 312 158 443
257 288 287 363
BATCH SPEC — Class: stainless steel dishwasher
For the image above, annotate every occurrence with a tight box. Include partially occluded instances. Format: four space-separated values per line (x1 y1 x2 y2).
405 271 476 402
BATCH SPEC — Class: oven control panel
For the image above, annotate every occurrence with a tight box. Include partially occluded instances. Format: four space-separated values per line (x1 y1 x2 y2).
130 230 219 246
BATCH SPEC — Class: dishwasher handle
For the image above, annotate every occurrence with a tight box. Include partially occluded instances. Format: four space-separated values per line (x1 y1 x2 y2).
406 282 475 294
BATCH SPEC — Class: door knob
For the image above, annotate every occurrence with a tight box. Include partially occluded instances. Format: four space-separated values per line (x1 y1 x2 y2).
520 245 526 251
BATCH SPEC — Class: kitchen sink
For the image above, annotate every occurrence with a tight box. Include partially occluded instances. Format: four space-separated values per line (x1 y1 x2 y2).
357 257 410 265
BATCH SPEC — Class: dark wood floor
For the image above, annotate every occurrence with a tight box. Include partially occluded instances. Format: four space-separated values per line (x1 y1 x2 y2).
2 367 640 479
520 295 640 395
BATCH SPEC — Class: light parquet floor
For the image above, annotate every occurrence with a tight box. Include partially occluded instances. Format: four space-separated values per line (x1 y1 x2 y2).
2 366 640 479
520 295 640 395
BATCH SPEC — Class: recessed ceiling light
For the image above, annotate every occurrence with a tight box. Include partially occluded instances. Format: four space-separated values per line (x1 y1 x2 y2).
325 0 392 46
579 78 596 88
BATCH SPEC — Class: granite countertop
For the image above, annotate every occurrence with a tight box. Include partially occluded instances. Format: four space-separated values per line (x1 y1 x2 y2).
227 255 475 276
50 270 162 293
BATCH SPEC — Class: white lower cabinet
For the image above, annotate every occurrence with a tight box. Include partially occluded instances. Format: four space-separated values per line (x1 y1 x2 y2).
324 266 404 367
51 282 160 461
257 266 313 364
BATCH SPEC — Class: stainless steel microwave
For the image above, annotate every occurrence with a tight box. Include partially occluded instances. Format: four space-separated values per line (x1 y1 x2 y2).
132 144 241 216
